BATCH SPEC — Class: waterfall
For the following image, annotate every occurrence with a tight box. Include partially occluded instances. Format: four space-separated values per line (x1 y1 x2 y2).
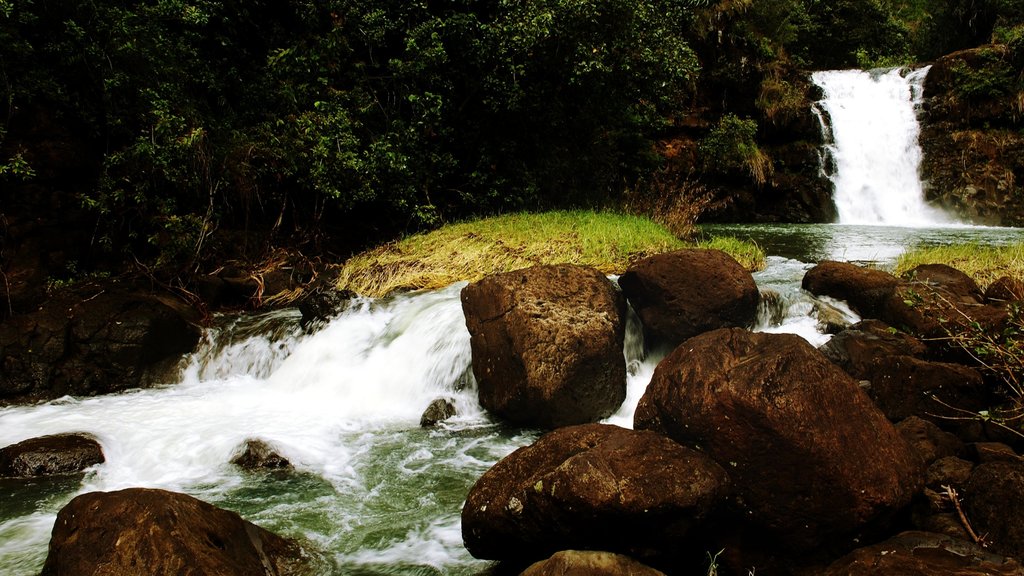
812 67 951 226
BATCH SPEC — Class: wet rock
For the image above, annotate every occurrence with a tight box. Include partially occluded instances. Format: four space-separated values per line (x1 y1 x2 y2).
802 261 899 318
821 531 1024 575
298 288 354 332
964 460 1024 560
462 423 730 564
461 265 627 428
813 298 854 334
0 284 202 404
520 550 667 576
617 249 758 348
0 433 104 478
230 439 292 471
420 397 457 427
634 328 923 551
40 488 307 576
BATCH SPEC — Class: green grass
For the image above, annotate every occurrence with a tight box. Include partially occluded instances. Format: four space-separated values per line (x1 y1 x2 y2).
894 242 1024 289
336 210 765 297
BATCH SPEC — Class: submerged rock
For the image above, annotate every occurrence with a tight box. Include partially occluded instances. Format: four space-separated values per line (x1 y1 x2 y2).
230 439 293 471
634 328 923 551
462 423 730 564
0 433 104 478
420 397 456 427
461 264 627 428
618 249 758 347
520 550 668 576
40 488 308 576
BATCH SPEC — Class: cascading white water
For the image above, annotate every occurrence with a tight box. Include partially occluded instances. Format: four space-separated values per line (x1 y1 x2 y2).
813 67 951 226
0 271 848 575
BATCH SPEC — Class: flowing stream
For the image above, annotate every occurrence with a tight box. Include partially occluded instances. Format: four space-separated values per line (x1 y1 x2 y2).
4 65 1024 573
812 67 952 226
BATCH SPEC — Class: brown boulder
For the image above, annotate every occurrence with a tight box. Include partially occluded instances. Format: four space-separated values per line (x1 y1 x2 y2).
520 550 667 576
40 488 308 576
864 355 989 426
897 416 965 467
820 320 927 379
461 265 627 428
802 261 899 318
634 328 923 550
461 423 730 563
880 281 1009 359
903 263 984 304
965 461 1024 561
987 276 1024 303
617 249 758 347
0 433 104 478
821 531 1024 575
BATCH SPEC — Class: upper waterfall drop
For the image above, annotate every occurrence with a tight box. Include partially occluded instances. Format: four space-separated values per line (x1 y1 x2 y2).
812 67 951 226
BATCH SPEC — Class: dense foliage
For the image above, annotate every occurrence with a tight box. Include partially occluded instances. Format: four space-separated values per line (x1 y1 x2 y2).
1 0 1020 280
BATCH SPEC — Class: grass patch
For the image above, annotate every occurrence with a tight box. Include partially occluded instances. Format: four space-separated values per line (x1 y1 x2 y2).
894 242 1024 288
336 211 765 297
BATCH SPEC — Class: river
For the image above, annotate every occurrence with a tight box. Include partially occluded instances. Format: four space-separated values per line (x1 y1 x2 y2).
3 66 1024 574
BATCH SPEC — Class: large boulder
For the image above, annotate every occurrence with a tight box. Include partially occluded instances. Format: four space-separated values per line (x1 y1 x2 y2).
40 488 308 576
634 328 923 551
461 265 627 428
461 423 730 564
0 433 104 478
821 531 1024 575
617 249 758 347
0 284 202 403
987 276 1024 303
902 264 984 304
802 261 899 318
520 550 667 576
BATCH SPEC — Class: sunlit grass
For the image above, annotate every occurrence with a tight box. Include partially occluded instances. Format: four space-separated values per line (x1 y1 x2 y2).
894 242 1024 288
336 211 765 297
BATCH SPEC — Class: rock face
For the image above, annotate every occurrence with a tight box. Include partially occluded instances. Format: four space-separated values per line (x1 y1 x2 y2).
0 285 202 404
921 46 1024 225
821 531 1024 576
802 261 899 318
461 265 627 428
617 249 758 347
634 328 923 550
0 433 104 478
40 488 307 576
461 423 730 563
520 550 667 576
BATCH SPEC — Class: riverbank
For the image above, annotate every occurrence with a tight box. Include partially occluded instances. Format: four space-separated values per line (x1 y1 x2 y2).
334 211 766 298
